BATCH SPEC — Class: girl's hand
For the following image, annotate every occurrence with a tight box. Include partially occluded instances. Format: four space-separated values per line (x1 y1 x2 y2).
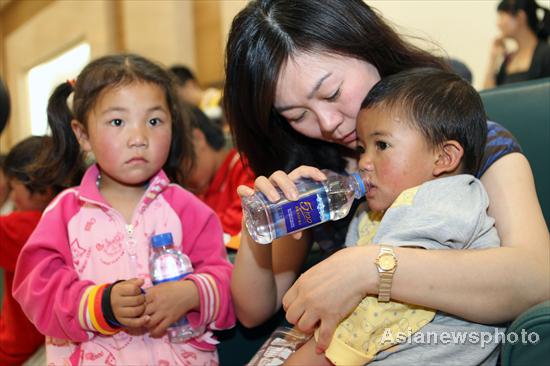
144 280 200 338
110 278 149 329
282 246 373 353
237 166 327 241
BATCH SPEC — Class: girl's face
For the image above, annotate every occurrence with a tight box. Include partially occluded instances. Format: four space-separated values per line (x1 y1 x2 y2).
73 81 172 189
275 52 380 149
356 107 438 212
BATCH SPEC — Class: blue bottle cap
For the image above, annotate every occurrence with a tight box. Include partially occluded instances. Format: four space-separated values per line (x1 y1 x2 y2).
351 172 366 196
151 232 174 248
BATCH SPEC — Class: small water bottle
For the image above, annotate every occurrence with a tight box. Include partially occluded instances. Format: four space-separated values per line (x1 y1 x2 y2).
242 170 370 244
149 232 195 343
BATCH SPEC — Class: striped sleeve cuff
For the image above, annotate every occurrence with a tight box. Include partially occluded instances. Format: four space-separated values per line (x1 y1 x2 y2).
186 274 220 326
78 284 120 335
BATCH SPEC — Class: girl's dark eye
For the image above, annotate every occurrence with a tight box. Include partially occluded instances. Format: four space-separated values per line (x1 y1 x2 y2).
326 88 341 102
376 141 389 150
149 118 161 126
110 119 123 127
356 145 365 154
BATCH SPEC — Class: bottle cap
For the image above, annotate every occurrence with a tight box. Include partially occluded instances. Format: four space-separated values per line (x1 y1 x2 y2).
151 232 174 248
351 172 370 197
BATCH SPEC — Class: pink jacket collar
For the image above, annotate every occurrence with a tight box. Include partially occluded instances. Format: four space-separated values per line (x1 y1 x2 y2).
78 164 171 208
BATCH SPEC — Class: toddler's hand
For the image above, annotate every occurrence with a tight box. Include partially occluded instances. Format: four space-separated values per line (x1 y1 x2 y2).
144 280 200 338
110 278 148 329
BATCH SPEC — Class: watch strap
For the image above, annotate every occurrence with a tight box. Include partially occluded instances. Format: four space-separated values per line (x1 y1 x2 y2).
377 245 396 302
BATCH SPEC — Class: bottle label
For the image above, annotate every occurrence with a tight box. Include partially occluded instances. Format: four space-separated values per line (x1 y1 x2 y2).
170 316 190 328
276 191 330 233
152 272 191 285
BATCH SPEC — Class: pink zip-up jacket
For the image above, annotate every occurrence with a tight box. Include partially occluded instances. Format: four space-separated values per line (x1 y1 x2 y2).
13 165 235 365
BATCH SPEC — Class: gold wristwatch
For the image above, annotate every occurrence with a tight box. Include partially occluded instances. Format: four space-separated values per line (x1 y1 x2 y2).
375 245 397 302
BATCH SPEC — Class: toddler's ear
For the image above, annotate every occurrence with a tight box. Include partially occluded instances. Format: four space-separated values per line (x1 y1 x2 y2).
432 140 464 177
70 120 92 152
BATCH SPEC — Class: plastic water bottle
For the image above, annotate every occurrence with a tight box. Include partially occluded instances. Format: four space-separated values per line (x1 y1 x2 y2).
149 232 195 343
242 170 370 244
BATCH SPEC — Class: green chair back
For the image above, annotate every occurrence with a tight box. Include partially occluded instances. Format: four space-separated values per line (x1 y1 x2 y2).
479 78 550 226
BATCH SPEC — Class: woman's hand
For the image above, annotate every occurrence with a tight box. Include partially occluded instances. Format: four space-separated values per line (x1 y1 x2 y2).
110 278 149 329
237 166 327 241
490 37 506 61
484 37 507 89
144 280 199 338
282 245 376 353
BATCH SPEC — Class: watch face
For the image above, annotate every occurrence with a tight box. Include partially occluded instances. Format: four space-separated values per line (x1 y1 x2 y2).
379 254 396 271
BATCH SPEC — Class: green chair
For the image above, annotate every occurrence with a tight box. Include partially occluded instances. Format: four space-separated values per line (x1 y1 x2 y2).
479 77 550 226
479 78 550 365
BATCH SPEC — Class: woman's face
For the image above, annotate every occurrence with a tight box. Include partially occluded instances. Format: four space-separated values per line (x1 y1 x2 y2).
275 52 380 149
497 11 520 38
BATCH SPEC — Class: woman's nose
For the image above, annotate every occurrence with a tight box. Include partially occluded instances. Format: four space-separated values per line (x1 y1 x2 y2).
317 109 342 134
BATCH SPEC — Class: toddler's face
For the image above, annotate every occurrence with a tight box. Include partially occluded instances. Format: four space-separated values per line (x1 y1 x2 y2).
75 81 172 190
356 107 437 212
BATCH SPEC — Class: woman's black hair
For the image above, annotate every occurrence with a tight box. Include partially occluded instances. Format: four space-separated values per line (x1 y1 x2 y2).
4 135 64 194
32 53 193 189
361 68 488 175
224 0 449 176
498 0 550 40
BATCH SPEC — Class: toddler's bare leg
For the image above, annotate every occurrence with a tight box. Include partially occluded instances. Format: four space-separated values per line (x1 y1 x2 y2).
284 337 332 366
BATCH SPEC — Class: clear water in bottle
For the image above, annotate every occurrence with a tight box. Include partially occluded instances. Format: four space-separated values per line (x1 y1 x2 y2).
242 170 370 244
149 232 196 343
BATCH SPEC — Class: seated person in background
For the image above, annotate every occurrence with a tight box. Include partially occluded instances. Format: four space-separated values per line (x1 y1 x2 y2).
181 107 255 249
170 65 224 126
0 154 14 214
484 0 550 88
0 136 59 365
287 68 504 365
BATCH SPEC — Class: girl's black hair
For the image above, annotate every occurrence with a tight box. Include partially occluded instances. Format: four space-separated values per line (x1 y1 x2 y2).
224 0 449 176
498 0 550 40
361 68 488 175
33 53 193 189
5 135 64 194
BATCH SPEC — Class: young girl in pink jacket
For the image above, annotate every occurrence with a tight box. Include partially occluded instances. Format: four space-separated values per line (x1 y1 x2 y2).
13 54 235 365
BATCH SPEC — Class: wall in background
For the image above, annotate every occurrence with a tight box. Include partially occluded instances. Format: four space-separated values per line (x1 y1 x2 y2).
122 0 195 69
369 0 499 90
0 0 195 152
4 0 117 151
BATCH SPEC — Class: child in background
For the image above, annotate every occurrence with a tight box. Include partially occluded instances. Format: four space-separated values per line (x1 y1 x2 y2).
170 65 224 125
13 54 234 365
182 107 255 248
286 68 504 365
0 154 14 214
1 136 59 365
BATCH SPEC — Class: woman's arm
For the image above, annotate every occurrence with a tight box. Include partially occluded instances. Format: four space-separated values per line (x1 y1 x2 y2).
284 153 549 351
231 222 310 327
